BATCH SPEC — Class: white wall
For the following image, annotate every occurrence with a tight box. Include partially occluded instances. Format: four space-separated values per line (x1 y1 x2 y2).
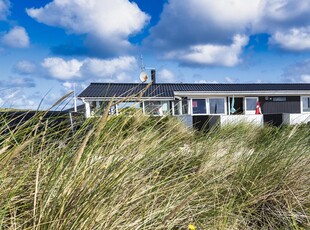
220 114 263 126
282 113 310 125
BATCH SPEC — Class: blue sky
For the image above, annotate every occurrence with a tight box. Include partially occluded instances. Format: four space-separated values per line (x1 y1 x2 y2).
1 0 310 109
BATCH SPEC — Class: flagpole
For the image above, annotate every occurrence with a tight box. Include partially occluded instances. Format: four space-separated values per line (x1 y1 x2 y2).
73 83 77 112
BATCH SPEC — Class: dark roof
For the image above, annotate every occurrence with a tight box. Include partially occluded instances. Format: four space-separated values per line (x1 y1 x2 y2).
78 83 310 98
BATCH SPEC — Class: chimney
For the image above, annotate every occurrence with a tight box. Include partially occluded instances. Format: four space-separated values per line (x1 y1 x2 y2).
151 69 156 84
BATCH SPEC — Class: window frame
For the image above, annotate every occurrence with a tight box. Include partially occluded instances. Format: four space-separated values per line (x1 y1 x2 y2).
208 97 226 115
301 96 310 113
245 97 258 115
191 98 207 115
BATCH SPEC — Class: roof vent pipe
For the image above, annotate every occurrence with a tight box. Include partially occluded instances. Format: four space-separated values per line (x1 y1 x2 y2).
151 69 156 84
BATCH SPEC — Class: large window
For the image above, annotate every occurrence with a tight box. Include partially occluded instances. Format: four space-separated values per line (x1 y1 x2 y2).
209 98 225 114
192 99 206 114
302 97 310 112
144 101 161 115
246 98 257 111
144 101 170 116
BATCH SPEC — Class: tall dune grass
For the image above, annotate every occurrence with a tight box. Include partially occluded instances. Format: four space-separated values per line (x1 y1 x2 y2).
0 109 309 229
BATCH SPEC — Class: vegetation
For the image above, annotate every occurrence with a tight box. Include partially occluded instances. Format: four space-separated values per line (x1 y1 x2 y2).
0 108 309 229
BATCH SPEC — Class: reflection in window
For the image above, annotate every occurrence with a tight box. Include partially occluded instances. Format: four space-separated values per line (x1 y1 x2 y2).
144 101 170 116
272 97 286 102
173 100 181 115
145 101 161 115
209 98 225 114
162 101 169 114
192 99 206 114
302 97 310 112
182 99 189 115
246 98 257 111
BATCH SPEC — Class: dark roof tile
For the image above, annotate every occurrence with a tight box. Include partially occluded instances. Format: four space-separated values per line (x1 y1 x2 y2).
78 83 310 98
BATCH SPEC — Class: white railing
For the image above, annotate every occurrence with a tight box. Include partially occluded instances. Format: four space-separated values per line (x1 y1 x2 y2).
282 113 310 125
220 114 264 126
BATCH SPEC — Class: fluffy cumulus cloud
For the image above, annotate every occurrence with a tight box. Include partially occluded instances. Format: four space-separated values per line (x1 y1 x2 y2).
144 0 310 66
41 56 137 81
157 69 176 83
165 35 248 67
41 58 83 81
0 0 10 20
1 26 30 48
146 0 260 51
0 89 36 109
26 0 149 54
256 0 310 51
269 27 310 51
282 59 310 83
256 0 310 31
14 60 36 75
81 56 137 77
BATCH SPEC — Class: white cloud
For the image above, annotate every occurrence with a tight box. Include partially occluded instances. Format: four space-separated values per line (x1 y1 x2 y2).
256 0 310 31
301 74 310 83
270 27 310 51
62 81 74 90
0 0 10 20
224 77 238 83
165 34 248 67
147 0 259 50
1 26 30 48
157 69 176 83
81 56 137 77
14 60 36 75
146 0 310 60
0 89 36 109
41 56 138 81
194 80 218 84
42 58 83 81
282 59 310 82
27 0 149 53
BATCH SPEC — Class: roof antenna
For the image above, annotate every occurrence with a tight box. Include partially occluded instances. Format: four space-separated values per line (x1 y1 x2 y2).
139 55 148 82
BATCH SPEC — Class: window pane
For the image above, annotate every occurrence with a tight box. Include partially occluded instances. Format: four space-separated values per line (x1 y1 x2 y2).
173 100 180 115
182 99 189 115
246 98 257 111
192 99 206 114
144 101 161 115
162 101 169 114
303 97 310 112
209 98 224 114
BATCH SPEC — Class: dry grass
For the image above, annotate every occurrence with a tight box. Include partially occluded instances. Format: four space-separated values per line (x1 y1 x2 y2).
0 109 309 229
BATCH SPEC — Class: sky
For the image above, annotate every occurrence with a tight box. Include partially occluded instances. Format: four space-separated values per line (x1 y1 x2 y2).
1 0 310 110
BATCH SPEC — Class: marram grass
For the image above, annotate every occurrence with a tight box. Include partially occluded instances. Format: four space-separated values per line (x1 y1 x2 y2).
0 110 309 229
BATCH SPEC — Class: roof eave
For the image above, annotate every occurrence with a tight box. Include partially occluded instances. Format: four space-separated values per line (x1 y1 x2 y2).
174 90 310 96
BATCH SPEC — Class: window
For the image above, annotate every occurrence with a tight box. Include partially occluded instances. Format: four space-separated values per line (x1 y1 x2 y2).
192 99 206 114
246 98 257 111
144 101 161 115
144 101 170 116
209 98 225 114
302 97 310 112
182 99 189 115
272 97 286 102
173 100 181 115
161 101 169 115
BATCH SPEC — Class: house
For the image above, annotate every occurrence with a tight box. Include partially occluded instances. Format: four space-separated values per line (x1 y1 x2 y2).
78 81 310 128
